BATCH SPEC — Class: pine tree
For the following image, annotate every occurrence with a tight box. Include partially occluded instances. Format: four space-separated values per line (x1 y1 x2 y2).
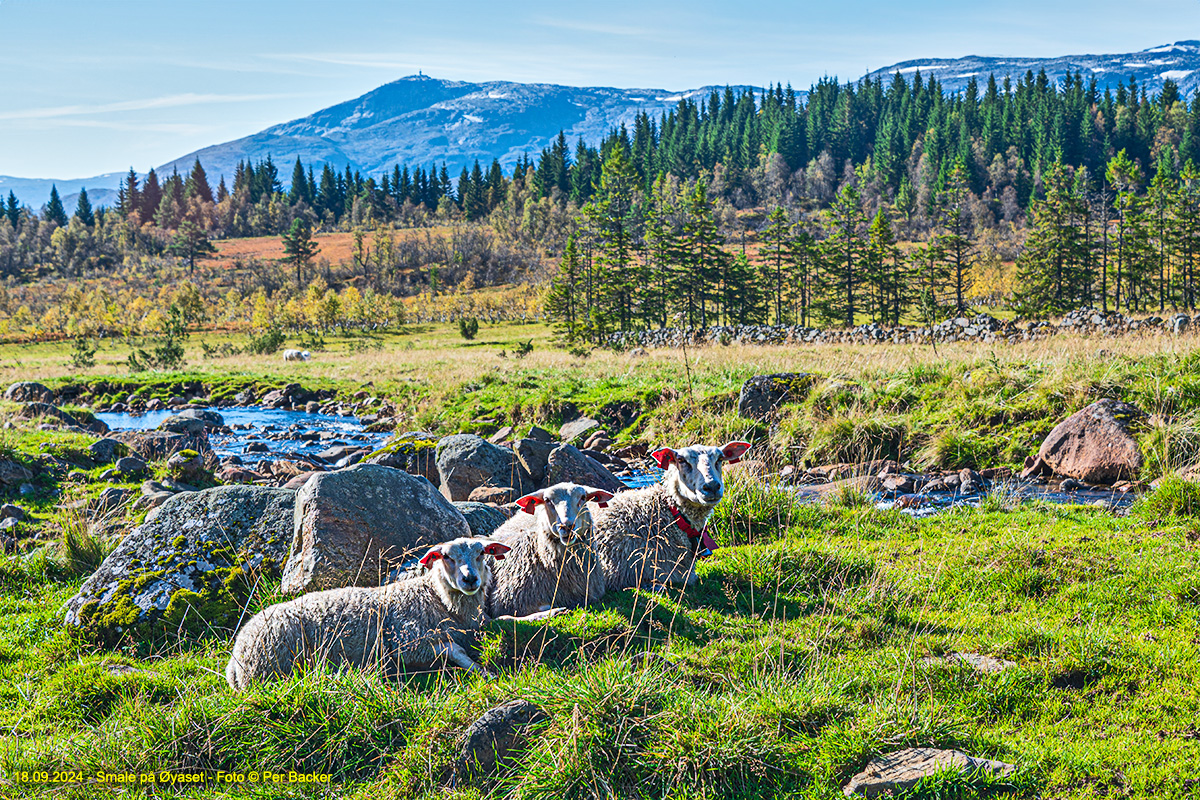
936 161 976 314
545 235 585 340
1172 161 1200 310
169 219 216 273
759 206 793 323
864 207 901 323
44 186 68 227
1015 163 1090 313
642 173 680 329
288 157 311 206
118 168 140 218
818 182 868 327
186 158 214 203
5 192 21 229
281 218 320 287
73 187 94 226
141 169 163 222
678 180 726 327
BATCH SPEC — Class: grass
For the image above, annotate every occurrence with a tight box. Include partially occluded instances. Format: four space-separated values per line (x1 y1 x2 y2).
2 325 1200 796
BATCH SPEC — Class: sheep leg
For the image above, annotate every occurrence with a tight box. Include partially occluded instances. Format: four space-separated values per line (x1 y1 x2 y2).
434 639 493 677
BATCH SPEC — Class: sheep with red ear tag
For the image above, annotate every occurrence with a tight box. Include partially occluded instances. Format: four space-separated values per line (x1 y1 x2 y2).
484 482 613 619
225 537 509 690
592 441 751 591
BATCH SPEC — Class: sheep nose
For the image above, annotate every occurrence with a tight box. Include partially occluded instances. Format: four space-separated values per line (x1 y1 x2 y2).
460 571 479 587
700 481 723 501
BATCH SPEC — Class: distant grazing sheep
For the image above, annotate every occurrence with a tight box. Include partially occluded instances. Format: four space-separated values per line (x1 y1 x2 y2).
486 482 613 619
225 537 510 690
282 349 311 362
592 441 750 591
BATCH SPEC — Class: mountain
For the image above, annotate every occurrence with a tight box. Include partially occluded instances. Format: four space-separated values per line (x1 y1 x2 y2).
153 75 757 186
7 42 1200 207
866 40 1200 96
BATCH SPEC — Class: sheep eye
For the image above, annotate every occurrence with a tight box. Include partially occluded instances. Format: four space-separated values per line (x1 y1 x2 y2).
443 556 454 564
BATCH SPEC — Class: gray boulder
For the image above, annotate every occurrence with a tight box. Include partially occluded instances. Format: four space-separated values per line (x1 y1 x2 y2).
88 438 128 464
559 416 600 444
514 438 556 485
0 460 33 486
158 415 208 436
63 486 296 641
282 464 471 594
4 381 53 403
842 747 1015 797
737 373 815 421
457 699 548 779
545 444 624 494
167 451 207 483
175 408 225 429
363 431 439 483
453 501 510 539
0 503 27 521
436 434 535 502
111 430 210 460
1021 398 1144 485
116 456 149 476
17 402 79 428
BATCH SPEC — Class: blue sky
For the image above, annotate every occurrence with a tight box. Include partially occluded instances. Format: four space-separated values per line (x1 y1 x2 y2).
2 0 1198 179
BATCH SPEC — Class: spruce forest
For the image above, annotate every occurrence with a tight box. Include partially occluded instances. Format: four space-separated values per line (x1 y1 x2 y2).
4 68 1200 340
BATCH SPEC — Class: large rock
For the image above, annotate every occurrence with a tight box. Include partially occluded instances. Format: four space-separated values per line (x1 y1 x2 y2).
1021 399 1144 485
175 408 225 429
282 464 471 594
436 434 535 502
363 431 439 484
17 402 79 428
737 373 815 421
87 438 128 464
0 460 33 486
457 699 548 779
842 747 1015 797
453 501 510 539
110 430 210 461
544 444 624 494
559 416 600 444
514 437 556 485
158 415 208 436
63 486 295 642
4 381 53 403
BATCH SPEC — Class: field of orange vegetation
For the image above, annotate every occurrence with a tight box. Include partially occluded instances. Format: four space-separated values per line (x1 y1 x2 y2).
209 226 455 270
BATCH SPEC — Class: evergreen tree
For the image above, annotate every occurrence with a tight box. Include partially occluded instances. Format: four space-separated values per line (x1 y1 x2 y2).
141 169 163 222
545 235 584 340
118 168 140 218
44 186 68 227
864 207 902 323
186 158 214 203
169 219 216 273
73 187 94 226
281 218 320 287
1015 163 1090 313
288 157 311 206
818 182 868 326
759 206 793 323
936 161 976 314
4 192 19 229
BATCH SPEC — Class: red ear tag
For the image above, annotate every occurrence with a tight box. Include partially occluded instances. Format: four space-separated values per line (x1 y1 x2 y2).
596 501 609 508
483 542 511 560
651 448 675 469
726 457 741 465
419 551 442 568
515 495 542 515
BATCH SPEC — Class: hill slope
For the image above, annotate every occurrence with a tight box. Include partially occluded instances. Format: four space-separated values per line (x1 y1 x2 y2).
866 40 1200 95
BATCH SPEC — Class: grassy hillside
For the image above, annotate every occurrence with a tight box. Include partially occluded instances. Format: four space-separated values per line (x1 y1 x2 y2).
2 325 1200 797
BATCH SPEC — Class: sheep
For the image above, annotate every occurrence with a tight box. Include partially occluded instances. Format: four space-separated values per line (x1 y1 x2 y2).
225 537 510 690
485 482 614 619
592 441 751 591
282 349 311 362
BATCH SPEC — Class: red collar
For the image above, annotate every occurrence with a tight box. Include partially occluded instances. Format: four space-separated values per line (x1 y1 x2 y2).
668 504 719 558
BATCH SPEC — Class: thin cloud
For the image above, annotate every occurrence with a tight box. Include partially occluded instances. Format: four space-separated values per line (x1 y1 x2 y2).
529 17 650 37
0 92 299 121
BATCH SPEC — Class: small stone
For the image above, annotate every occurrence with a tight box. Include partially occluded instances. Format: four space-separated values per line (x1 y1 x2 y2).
19 483 35 496
0 503 27 522
468 485 516 505
559 416 600 444
487 426 515 445
116 456 149 475
527 425 555 443
842 747 1015 797
458 699 548 778
0 517 20 533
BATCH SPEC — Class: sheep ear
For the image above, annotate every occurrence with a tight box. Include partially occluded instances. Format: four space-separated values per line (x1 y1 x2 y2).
483 542 511 560
721 441 751 464
585 489 614 508
514 491 545 515
650 447 677 469
418 548 443 568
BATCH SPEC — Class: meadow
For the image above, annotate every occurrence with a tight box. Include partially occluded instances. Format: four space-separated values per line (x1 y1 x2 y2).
1 322 1199 798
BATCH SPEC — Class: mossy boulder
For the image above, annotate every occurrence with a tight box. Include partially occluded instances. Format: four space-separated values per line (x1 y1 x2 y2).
363 431 439 483
110 430 210 460
63 486 295 643
737 373 817 421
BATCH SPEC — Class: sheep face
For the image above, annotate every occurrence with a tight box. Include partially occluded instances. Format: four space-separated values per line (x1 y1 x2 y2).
652 441 751 507
515 483 614 548
420 537 510 596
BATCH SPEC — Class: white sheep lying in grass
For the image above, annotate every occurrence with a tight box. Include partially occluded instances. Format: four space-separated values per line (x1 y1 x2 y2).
282 349 311 362
225 537 510 690
592 441 750 591
486 482 614 619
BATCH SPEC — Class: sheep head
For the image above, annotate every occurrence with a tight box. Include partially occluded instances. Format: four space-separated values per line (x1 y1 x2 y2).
515 482 614 547
652 441 751 508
